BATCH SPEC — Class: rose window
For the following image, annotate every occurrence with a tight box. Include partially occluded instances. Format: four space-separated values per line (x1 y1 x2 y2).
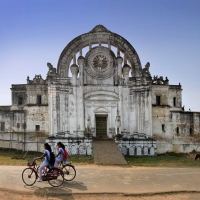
93 54 108 71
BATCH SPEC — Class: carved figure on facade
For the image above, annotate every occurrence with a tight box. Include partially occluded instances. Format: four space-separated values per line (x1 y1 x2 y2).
142 62 151 77
47 62 57 76
115 111 121 135
86 115 91 134
69 101 74 116
152 76 169 85
26 76 30 84
118 77 124 86
135 69 142 77
27 75 46 84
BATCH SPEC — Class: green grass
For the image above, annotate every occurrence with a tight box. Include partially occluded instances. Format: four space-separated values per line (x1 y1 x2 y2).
0 148 93 166
0 148 41 166
0 148 200 167
67 155 94 165
126 152 200 167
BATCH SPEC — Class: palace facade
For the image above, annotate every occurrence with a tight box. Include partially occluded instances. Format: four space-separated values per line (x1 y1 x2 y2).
0 25 200 155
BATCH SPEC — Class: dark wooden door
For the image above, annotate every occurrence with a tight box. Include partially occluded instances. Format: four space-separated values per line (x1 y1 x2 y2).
96 116 107 139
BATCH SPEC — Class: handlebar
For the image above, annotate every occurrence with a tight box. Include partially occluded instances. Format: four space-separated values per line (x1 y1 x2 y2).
27 160 37 167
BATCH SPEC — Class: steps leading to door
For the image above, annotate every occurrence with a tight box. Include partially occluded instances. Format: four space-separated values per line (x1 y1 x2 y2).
92 139 127 165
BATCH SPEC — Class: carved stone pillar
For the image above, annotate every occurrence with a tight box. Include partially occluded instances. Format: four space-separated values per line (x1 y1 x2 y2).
122 64 130 83
70 64 79 85
78 56 85 86
116 56 123 80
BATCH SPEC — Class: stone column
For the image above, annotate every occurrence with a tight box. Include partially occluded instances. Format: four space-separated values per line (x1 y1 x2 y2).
116 56 123 81
136 92 140 133
122 64 130 84
48 84 53 136
141 91 145 134
118 86 123 132
147 89 153 137
52 89 57 135
132 91 137 134
78 55 85 86
144 90 149 136
70 56 79 135
77 55 85 133
70 63 79 86
70 55 79 86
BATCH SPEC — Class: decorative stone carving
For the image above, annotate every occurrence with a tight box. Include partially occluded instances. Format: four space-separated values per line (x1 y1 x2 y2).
142 62 151 77
86 115 91 134
79 145 86 155
89 24 111 33
57 25 142 77
115 113 121 135
115 138 156 156
27 75 46 84
93 54 108 71
85 46 114 79
152 76 169 85
47 62 57 76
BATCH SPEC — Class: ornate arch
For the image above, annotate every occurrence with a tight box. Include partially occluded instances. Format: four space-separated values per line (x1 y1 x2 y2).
57 25 142 77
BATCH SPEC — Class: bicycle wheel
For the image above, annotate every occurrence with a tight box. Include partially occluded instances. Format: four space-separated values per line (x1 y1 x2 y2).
22 168 37 186
62 165 76 181
48 168 64 187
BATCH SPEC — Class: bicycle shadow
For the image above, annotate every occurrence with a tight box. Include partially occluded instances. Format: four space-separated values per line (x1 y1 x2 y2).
33 186 74 200
23 180 87 199
62 180 88 191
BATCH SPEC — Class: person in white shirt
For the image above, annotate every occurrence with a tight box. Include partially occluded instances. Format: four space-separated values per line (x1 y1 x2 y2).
34 143 51 182
54 142 64 167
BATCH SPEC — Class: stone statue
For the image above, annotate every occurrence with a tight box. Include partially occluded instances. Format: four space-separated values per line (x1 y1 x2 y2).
115 114 121 135
26 76 30 84
145 62 150 72
47 62 56 76
47 62 53 69
86 115 91 134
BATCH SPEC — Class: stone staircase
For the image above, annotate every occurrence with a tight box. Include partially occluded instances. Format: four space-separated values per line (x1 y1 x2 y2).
92 139 127 165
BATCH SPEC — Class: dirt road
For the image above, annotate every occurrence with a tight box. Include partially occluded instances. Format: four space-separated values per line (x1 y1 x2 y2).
0 189 200 200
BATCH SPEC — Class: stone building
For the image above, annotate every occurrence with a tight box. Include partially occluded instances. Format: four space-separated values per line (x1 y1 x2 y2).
0 25 200 155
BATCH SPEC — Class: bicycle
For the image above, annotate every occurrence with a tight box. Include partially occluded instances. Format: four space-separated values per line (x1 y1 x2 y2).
59 161 76 181
22 161 64 187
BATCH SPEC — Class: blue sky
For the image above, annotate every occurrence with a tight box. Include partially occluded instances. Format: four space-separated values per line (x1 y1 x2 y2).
0 0 200 111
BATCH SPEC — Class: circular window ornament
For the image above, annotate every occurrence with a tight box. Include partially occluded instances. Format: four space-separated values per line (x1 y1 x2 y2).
93 54 108 71
85 46 114 79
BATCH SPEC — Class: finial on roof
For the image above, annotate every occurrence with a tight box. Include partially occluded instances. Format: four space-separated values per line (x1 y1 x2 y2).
89 25 111 33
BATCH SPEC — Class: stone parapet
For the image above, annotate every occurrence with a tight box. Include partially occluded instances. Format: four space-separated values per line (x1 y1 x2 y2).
46 136 92 156
115 137 156 156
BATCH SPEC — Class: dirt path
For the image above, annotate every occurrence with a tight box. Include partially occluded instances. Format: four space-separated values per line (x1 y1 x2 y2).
0 190 200 200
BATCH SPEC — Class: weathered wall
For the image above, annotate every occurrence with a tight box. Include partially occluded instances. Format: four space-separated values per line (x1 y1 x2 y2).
152 84 200 153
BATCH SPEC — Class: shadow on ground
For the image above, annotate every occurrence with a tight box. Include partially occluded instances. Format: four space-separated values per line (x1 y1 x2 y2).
23 180 87 200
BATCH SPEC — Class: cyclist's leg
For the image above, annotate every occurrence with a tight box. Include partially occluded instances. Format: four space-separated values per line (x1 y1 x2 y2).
38 161 48 181
54 157 62 168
